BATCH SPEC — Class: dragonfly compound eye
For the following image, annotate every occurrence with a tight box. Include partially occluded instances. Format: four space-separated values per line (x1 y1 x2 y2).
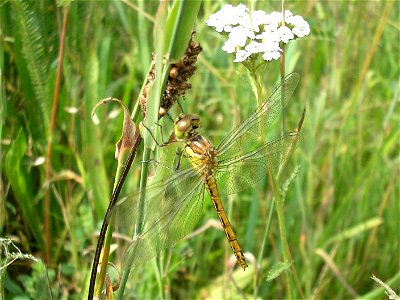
189 114 200 129
176 118 191 133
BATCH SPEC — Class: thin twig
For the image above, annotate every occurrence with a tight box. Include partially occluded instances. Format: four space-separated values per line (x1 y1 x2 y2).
44 6 69 264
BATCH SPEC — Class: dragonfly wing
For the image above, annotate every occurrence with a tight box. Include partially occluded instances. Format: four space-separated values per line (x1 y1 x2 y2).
116 164 205 269
217 73 300 159
215 132 301 196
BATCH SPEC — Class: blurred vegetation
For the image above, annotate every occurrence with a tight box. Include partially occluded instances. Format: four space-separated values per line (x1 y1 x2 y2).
1 1 399 299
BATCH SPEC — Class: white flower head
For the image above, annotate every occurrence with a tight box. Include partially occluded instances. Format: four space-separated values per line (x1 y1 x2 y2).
268 11 282 25
245 39 282 62
223 25 233 32
234 49 252 62
249 10 269 31
245 41 265 55
226 26 252 48
205 4 310 63
263 50 281 61
292 20 311 37
284 12 311 37
284 9 294 19
205 3 248 33
256 30 280 43
277 25 294 43
221 41 236 53
261 40 282 61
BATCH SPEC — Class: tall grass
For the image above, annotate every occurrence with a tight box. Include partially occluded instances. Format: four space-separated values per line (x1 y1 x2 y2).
1 1 399 299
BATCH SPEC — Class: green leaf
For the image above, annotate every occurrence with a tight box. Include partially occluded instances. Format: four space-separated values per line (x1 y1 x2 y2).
281 164 301 199
143 0 201 149
83 53 110 219
165 0 202 62
323 218 383 247
143 2 168 150
266 260 293 282
11 1 49 137
4 129 44 245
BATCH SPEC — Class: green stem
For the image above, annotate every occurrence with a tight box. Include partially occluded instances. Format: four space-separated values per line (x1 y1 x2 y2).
136 147 152 235
117 146 151 299
253 196 274 298
154 257 165 299
280 45 286 134
249 70 263 107
279 5 286 134
269 171 294 298
269 116 305 299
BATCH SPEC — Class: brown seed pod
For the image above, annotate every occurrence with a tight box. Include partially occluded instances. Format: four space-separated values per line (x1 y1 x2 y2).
139 32 202 118
169 66 179 79
159 106 167 117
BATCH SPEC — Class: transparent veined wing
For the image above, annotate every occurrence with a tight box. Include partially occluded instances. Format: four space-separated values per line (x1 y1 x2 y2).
115 162 206 270
215 132 301 196
217 73 300 159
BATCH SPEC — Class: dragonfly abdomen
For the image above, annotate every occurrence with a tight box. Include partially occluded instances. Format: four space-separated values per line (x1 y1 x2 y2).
204 175 248 270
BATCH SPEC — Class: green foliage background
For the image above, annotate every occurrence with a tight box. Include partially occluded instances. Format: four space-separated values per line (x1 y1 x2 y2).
1 1 399 299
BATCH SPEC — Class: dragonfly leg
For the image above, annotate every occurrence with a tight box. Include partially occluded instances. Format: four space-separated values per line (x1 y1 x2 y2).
176 98 184 114
141 122 164 146
173 150 184 171
142 158 175 171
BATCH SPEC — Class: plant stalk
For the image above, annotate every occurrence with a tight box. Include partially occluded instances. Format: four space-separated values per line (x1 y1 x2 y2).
269 172 294 298
44 6 69 264
117 145 151 299
88 135 142 300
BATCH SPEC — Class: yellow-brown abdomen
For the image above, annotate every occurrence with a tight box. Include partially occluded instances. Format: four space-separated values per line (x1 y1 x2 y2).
204 175 248 270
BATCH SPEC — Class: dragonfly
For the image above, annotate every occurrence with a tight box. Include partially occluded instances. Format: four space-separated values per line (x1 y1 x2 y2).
116 72 303 272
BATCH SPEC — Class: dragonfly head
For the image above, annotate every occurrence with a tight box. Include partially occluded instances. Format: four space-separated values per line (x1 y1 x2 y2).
174 114 200 140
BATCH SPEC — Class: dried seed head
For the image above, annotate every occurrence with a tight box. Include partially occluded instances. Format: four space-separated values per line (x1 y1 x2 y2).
169 66 179 79
159 106 167 117
139 32 202 117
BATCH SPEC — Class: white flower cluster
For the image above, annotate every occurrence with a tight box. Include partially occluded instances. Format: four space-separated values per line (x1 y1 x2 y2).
205 4 310 62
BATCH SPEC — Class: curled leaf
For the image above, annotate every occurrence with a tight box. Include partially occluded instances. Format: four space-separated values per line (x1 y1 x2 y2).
91 97 139 161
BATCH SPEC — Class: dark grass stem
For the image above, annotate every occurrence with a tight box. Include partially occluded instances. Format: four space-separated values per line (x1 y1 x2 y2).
44 6 69 264
93 149 130 298
88 136 142 300
116 7 167 296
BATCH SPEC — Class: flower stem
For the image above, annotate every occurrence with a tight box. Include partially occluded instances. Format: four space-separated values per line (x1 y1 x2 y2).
279 45 286 133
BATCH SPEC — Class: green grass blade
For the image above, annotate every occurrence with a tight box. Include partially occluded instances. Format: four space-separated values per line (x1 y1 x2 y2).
82 53 110 218
165 0 202 62
4 129 44 245
11 1 49 137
